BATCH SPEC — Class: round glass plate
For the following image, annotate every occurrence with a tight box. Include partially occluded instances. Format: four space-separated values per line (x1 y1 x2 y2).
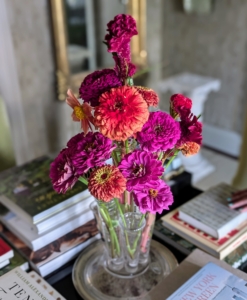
72 239 178 300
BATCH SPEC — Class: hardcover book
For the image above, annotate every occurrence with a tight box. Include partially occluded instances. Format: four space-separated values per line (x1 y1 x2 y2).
0 156 90 224
0 237 13 263
154 219 247 268
161 209 247 259
167 262 247 299
0 267 53 299
0 200 94 250
178 183 245 239
0 220 100 277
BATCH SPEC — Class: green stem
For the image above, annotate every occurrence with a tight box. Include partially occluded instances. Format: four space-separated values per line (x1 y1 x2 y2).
78 176 88 185
165 150 179 169
114 198 134 259
129 214 146 256
158 151 163 161
111 150 119 165
125 139 129 154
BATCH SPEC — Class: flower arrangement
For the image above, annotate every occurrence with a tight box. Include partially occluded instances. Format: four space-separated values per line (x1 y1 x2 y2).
50 14 202 272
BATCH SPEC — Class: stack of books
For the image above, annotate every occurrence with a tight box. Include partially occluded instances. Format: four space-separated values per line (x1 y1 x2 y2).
154 183 247 269
0 156 100 277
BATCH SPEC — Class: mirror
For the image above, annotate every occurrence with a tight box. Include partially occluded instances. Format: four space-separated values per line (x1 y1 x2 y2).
50 0 147 101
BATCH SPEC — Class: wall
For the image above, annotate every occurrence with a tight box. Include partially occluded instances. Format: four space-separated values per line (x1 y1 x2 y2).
159 0 247 135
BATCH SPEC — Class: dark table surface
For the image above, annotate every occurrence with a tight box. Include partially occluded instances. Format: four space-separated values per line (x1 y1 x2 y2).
46 174 204 300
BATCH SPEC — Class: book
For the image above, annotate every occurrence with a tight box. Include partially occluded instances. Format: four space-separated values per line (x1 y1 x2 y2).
154 219 247 268
0 260 9 269
0 202 95 250
0 156 90 225
28 271 66 300
149 249 247 300
0 245 29 276
167 262 247 299
0 267 54 299
161 209 247 259
0 220 99 277
0 237 13 263
178 183 247 239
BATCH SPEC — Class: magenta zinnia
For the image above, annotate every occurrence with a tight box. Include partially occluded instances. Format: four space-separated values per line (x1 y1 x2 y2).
79 69 122 107
88 165 126 202
118 150 164 191
50 148 78 194
67 132 116 176
137 111 181 152
133 179 173 214
177 109 203 146
94 86 149 141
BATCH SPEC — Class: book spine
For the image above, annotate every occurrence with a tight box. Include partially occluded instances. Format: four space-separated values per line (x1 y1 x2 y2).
220 231 247 259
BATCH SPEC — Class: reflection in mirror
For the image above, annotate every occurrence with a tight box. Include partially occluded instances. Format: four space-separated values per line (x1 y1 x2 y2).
64 0 96 74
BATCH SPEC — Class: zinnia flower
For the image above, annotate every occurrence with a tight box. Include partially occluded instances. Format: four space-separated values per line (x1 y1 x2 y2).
135 86 159 107
177 109 203 146
66 89 93 134
67 132 116 175
178 141 200 156
118 150 164 191
50 148 78 194
94 86 149 141
170 94 192 118
133 179 173 214
88 165 126 202
79 69 122 107
137 111 181 152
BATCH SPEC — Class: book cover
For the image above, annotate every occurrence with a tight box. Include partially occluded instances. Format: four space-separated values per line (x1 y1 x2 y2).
28 271 66 300
0 237 13 263
154 219 247 269
0 156 89 224
161 209 247 259
0 219 99 276
167 262 247 299
178 183 245 239
0 267 53 299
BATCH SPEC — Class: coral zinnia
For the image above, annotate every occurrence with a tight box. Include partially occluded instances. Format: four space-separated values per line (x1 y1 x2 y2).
135 86 159 107
177 109 203 146
170 94 192 118
137 111 181 152
66 89 94 134
133 179 173 214
88 165 126 202
79 69 122 107
178 141 200 156
67 132 116 176
118 150 164 191
94 86 149 141
50 148 78 194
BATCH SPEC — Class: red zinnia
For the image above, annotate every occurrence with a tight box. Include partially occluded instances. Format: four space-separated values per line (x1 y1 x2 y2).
88 165 126 202
94 86 149 141
170 94 192 118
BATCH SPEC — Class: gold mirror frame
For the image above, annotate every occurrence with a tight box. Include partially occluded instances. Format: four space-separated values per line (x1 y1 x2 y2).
50 0 147 101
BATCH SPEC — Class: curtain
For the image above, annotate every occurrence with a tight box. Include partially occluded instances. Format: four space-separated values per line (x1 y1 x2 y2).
232 110 247 189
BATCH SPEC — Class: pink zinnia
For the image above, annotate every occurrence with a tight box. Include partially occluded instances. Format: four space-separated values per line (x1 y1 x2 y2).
177 108 203 146
133 179 173 214
67 132 116 176
118 150 164 191
137 111 181 152
79 69 122 107
50 148 78 194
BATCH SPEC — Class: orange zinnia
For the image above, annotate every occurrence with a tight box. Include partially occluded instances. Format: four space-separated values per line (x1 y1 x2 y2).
88 165 126 202
179 142 200 156
94 86 149 141
66 89 94 134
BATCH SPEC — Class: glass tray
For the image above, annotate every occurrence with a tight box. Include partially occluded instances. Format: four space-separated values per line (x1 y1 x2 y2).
72 239 178 300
